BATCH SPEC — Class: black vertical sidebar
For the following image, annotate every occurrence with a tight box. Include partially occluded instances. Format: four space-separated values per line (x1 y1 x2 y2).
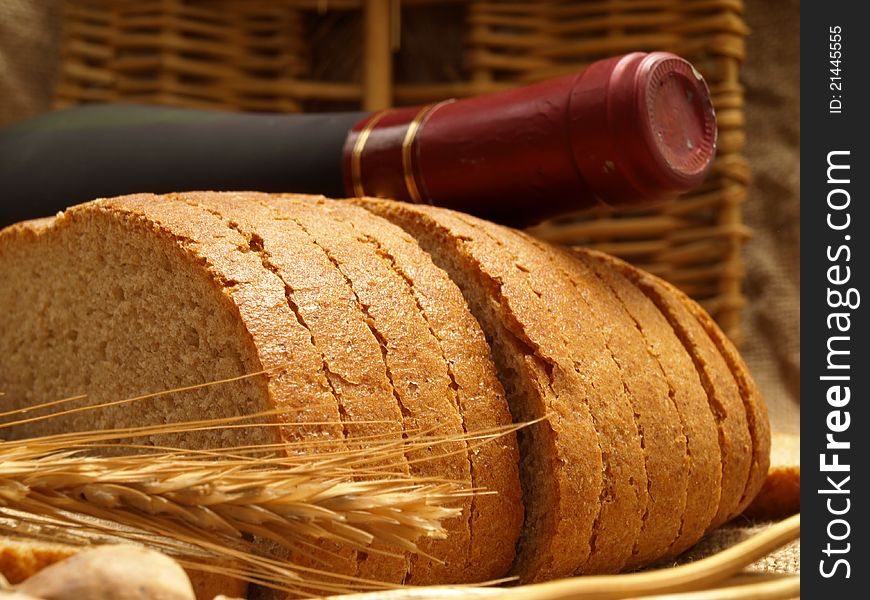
802 2 869 597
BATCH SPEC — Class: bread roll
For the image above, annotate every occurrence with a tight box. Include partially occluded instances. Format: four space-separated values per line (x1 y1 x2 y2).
0 538 245 600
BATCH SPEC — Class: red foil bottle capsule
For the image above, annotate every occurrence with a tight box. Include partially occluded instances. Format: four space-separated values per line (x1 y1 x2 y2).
342 52 717 226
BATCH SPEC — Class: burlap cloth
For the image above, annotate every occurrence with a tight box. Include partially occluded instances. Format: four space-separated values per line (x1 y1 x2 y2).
0 0 60 127
0 0 800 585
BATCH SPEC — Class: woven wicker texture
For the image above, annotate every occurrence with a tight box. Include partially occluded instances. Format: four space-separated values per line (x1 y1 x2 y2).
54 0 310 112
52 0 750 342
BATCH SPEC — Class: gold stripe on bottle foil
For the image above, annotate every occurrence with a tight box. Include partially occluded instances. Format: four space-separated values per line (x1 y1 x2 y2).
401 100 453 204
400 105 433 204
351 109 389 198
402 98 455 204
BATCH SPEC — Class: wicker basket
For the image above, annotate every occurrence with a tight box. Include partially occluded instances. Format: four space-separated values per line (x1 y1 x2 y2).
53 0 750 343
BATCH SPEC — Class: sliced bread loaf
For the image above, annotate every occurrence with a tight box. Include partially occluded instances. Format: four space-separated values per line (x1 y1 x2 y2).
0 192 769 589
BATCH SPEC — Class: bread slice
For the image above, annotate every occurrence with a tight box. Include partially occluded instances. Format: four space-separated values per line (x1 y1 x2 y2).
0 197 312 450
310 198 523 581
586 251 757 527
576 250 722 557
358 199 642 581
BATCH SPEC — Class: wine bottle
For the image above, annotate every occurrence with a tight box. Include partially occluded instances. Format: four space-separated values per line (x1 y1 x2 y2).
0 52 715 228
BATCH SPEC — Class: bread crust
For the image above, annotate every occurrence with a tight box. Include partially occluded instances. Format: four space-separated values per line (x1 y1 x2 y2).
356 199 608 582
318 199 523 581
588 251 753 527
267 196 472 585
578 249 722 556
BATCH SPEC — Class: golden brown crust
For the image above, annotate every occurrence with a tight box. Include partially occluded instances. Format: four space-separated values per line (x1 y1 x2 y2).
168 191 409 584
321 199 523 581
447 215 648 575
578 249 722 556
267 196 471 585
0 217 56 240
356 198 607 582
589 250 753 527
559 247 688 567
668 284 771 515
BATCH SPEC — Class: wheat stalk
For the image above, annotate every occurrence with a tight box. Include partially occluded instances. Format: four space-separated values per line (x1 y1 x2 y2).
318 516 801 600
0 447 466 550
0 406 525 595
0 437 467 594
0 366 534 594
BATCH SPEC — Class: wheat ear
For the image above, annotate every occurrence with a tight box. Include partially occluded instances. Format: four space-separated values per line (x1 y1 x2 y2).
0 410 526 595
0 368 530 594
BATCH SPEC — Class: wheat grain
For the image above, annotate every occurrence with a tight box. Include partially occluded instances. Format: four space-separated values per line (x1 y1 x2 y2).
0 406 526 594
0 437 470 540
0 367 531 594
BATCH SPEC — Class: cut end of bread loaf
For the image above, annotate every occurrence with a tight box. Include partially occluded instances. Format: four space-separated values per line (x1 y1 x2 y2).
0 193 522 591
0 202 279 451
0 192 770 588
